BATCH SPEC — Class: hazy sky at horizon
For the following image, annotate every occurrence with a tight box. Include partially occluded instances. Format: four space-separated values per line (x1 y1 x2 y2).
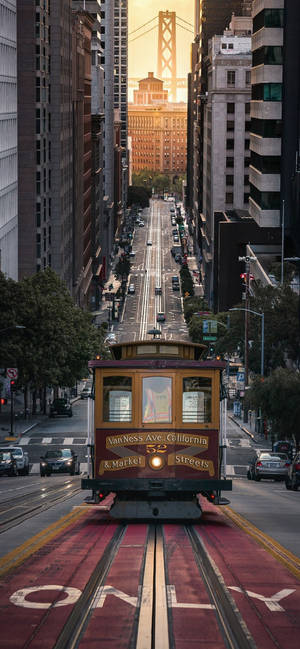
128 1 194 101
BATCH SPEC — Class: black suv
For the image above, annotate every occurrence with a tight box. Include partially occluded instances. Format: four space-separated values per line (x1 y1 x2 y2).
285 452 300 490
49 398 72 418
40 449 80 476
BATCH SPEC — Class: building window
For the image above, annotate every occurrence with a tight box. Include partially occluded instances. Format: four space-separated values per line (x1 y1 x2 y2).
250 184 280 210
253 46 283 67
244 193 249 203
226 192 234 204
245 103 250 114
226 139 234 150
253 9 284 33
226 157 234 168
252 83 282 102
251 118 282 138
226 175 234 186
250 151 281 174
227 121 234 132
227 103 235 114
244 175 249 185
245 139 250 149
246 70 251 85
227 71 235 87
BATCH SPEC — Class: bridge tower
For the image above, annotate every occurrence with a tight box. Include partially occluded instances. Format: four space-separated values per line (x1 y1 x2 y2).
157 11 177 102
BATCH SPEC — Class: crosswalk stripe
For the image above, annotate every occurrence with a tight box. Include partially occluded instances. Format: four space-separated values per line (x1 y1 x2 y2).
42 437 52 444
63 437 74 445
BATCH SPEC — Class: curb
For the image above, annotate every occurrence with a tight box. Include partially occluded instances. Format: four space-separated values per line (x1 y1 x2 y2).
228 415 256 442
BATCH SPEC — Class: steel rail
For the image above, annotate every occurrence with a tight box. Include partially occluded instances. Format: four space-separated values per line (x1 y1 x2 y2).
53 524 126 649
186 526 257 649
0 480 82 533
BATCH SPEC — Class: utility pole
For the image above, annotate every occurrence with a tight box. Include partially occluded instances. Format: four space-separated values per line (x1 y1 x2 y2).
239 254 256 422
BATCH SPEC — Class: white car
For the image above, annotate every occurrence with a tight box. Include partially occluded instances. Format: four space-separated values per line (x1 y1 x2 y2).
0 446 29 475
105 333 117 344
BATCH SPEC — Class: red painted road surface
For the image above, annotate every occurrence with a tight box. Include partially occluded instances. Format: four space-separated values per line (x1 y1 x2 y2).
0 499 299 648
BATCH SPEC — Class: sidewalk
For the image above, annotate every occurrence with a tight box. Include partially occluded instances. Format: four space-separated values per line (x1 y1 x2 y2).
229 410 272 447
0 395 81 444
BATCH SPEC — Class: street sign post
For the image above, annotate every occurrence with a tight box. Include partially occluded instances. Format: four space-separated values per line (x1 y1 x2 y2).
7 368 18 380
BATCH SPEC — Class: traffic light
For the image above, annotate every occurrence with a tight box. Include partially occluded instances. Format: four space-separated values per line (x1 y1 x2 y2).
0 398 7 405
10 380 16 390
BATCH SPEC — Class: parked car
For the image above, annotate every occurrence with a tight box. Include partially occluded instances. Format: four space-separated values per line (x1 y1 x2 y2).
0 450 18 477
285 452 300 490
128 284 135 294
147 241 152 246
155 286 162 295
273 440 295 459
172 282 180 291
175 254 182 263
157 312 166 322
40 448 80 477
0 446 29 475
49 398 72 418
129 251 136 257
105 333 117 345
80 388 92 399
172 275 179 284
247 451 290 481
138 221 145 227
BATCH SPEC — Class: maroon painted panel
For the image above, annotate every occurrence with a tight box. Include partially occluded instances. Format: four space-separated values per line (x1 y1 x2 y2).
94 428 219 481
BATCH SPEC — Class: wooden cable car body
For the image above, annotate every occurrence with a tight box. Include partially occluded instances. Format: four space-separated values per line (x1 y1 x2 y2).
82 340 232 519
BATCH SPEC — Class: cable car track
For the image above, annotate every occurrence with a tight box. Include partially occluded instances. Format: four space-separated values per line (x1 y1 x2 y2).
0 478 82 533
51 523 256 649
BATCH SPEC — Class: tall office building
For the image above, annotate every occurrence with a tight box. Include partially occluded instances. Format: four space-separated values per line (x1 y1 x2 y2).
187 1 249 240
249 0 284 228
113 0 128 153
0 0 17 279
201 16 252 304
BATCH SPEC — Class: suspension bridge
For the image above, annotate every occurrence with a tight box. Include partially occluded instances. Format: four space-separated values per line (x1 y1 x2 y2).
129 11 194 102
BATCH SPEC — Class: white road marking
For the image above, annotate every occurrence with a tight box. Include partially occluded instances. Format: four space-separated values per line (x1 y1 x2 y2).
63 438 74 445
10 584 294 612
42 437 52 444
228 587 295 612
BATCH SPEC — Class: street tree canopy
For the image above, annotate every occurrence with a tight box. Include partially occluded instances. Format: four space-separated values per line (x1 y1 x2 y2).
188 283 300 374
0 268 109 393
246 369 300 448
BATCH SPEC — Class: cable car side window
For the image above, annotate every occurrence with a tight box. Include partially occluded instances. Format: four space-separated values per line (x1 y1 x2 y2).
182 377 212 423
142 377 172 423
103 377 132 422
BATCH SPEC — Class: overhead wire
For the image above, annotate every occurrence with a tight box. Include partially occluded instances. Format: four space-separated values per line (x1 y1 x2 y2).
129 24 158 44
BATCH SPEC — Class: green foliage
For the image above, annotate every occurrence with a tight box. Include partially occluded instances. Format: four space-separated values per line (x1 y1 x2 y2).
211 283 300 375
246 369 300 446
127 186 150 208
115 256 131 279
183 297 209 324
0 268 108 391
180 266 194 297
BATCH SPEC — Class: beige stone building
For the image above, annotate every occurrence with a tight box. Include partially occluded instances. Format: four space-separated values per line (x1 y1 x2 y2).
128 72 187 176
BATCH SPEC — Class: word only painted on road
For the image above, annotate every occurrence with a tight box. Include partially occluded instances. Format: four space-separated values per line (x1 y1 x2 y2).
10 584 296 613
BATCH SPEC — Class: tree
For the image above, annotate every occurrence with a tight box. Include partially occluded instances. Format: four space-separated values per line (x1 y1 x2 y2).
211 283 300 375
0 269 109 412
127 185 150 208
246 369 300 448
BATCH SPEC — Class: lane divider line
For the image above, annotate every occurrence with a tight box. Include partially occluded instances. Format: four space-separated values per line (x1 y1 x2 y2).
0 505 90 577
224 507 300 581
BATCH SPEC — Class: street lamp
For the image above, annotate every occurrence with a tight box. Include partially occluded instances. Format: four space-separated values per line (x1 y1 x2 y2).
229 308 264 378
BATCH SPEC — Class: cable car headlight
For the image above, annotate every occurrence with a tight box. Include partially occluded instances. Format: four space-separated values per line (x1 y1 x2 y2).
148 455 165 471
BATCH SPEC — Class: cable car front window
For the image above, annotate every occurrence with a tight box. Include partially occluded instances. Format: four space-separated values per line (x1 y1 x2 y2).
182 377 212 423
103 376 132 422
142 376 172 423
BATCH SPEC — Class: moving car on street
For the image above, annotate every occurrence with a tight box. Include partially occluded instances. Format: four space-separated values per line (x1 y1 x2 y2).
157 312 166 322
128 284 135 294
247 451 290 481
0 446 29 475
49 398 72 418
40 449 80 477
80 387 92 399
0 450 18 477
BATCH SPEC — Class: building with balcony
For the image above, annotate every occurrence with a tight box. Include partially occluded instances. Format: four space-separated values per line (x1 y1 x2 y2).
201 15 252 306
249 0 284 228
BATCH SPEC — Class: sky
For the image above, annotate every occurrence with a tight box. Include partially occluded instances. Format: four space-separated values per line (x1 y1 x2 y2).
128 1 194 102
